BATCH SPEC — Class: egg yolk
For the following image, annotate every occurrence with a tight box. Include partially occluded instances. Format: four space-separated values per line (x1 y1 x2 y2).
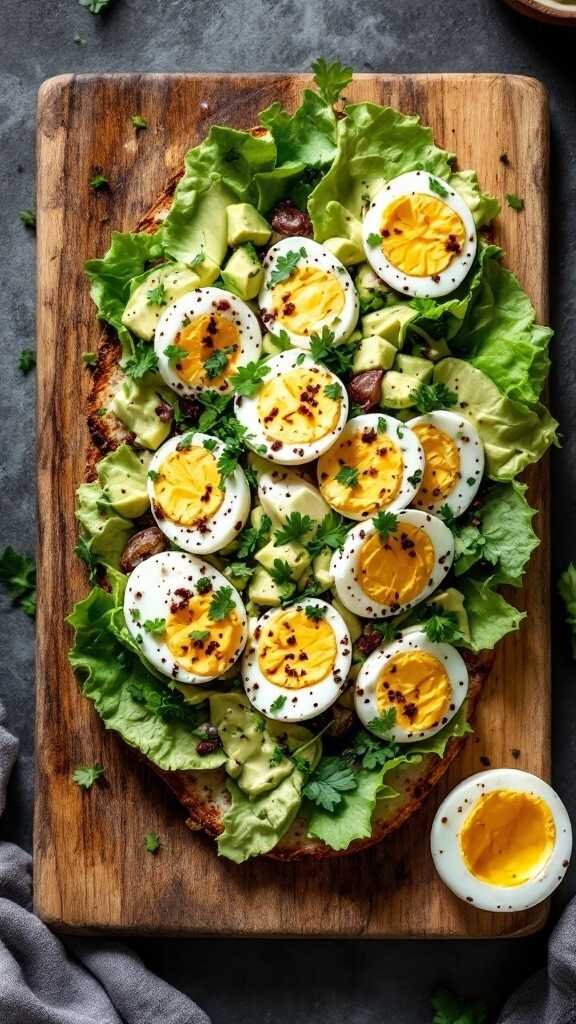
376 650 451 730
153 446 223 526
358 522 435 608
166 591 243 676
257 367 341 444
271 265 345 337
257 609 337 689
318 427 403 517
412 424 460 508
171 312 240 388
459 790 556 887
380 194 466 277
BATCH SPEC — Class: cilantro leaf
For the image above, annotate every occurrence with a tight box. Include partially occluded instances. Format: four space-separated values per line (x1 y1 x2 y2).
269 247 306 287
438 503 457 529
270 694 287 714
412 381 458 414
144 832 161 853
18 349 36 374
147 282 168 306
189 629 210 642
304 604 327 621
505 193 524 212
309 326 358 375
131 114 147 129
122 342 159 379
303 757 358 812
431 989 488 1024
164 344 188 362
203 345 235 380
429 176 450 198
196 576 212 594
79 0 115 11
0 547 36 617
367 232 382 247
269 559 296 589
225 562 255 582
312 57 353 106
336 465 359 488
208 586 235 621
74 534 98 582
237 514 272 559
324 382 343 401
307 511 349 557
72 764 105 789
89 173 109 190
143 618 165 635
559 562 576 658
230 358 271 397
422 611 464 644
82 352 97 367
217 445 239 485
274 512 315 546
407 468 422 487
187 250 205 270
268 329 292 352
19 209 36 230
269 745 286 767
372 510 398 540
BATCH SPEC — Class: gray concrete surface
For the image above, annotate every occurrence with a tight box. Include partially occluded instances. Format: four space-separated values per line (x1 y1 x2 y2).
1 0 575 1020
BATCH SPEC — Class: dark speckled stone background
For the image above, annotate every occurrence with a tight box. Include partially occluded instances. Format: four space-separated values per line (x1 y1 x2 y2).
1 0 575 1020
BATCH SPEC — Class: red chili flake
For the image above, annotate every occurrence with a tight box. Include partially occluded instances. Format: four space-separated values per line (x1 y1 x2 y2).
403 703 418 722
382 228 390 238
431 274 441 283
200 485 213 503
271 440 282 452
445 234 461 255
216 299 231 311
206 316 218 335
283 302 296 316
170 588 192 613
205 640 219 656
264 406 279 424
361 428 377 444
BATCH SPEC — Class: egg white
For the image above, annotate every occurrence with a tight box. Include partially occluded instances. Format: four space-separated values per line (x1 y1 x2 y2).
234 349 349 465
362 171 477 298
317 413 425 521
147 433 250 555
408 410 484 517
330 509 454 619
354 630 469 742
154 287 262 396
259 236 359 349
123 550 248 684
241 598 352 722
431 769 573 912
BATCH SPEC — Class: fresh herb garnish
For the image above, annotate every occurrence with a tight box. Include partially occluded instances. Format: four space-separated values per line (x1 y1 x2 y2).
237 514 272 560
74 535 98 582
148 469 159 481
309 326 358 375
0 547 36 617
377 416 388 434
203 345 235 380
559 563 576 658
164 344 188 362
203 438 218 452
422 611 464 645
89 173 109 190
208 586 235 621
335 465 359 488
72 764 105 789
438 504 456 529
324 382 343 401
312 57 353 106
78 0 115 12
367 232 382 247
407 468 422 487
189 629 210 642
269 559 296 591
412 381 458 414
307 511 349 557
82 352 97 366
429 176 450 199
196 576 212 594
270 694 287 714
226 562 255 581
122 342 158 379
217 445 239 485
269 746 286 767
268 329 292 351
302 757 358 812
304 604 327 621
144 832 161 854
269 247 307 287
506 193 524 212
18 349 36 374
19 209 36 229
431 989 488 1024
143 618 165 634
372 510 398 540
274 512 315 546
147 282 168 306
187 250 205 270
230 358 271 397
131 114 148 129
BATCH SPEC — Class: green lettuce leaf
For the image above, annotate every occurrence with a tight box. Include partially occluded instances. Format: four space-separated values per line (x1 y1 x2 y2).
67 587 226 771
558 563 576 658
308 102 454 240
84 231 161 355
451 254 552 407
449 169 500 227
408 245 500 343
260 89 338 169
433 358 558 480
454 482 539 586
460 577 525 652
217 770 306 864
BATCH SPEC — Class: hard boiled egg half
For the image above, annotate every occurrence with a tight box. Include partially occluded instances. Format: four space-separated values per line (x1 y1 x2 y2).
407 410 484 518
147 432 250 555
242 598 352 722
124 550 248 684
431 769 572 912
362 171 477 298
317 413 424 521
355 630 469 742
331 509 454 618
234 349 348 465
259 237 359 349
155 287 262 396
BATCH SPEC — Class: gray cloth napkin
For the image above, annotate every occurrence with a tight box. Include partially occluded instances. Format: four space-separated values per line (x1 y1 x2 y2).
0 705 210 1024
497 901 576 1023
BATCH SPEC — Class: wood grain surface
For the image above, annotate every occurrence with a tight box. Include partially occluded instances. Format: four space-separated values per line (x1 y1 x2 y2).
34 73 550 938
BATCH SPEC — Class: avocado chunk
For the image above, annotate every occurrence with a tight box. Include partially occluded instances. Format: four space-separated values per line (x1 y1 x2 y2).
352 335 397 373
222 562 253 591
256 539 311 581
248 566 284 607
423 338 451 361
261 330 294 356
324 236 364 266
97 444 151 519
75 482 133 569
221 244 264 300
361 305 417 348
226 203 272 247
122 260 220 341
258 470 331 527
427 587 471 643
380 370 420 410
331 596 362 642
110 373 172 450
395 353 434 383
355 263 391 312
312 548 334 591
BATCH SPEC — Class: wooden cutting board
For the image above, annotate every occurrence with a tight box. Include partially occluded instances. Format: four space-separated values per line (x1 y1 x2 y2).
34 73 550 938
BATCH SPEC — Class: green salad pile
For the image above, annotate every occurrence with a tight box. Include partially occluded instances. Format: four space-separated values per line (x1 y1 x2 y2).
68 61 554 862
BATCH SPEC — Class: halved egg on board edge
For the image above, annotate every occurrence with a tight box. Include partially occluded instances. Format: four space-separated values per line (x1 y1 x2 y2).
431 769 572 912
